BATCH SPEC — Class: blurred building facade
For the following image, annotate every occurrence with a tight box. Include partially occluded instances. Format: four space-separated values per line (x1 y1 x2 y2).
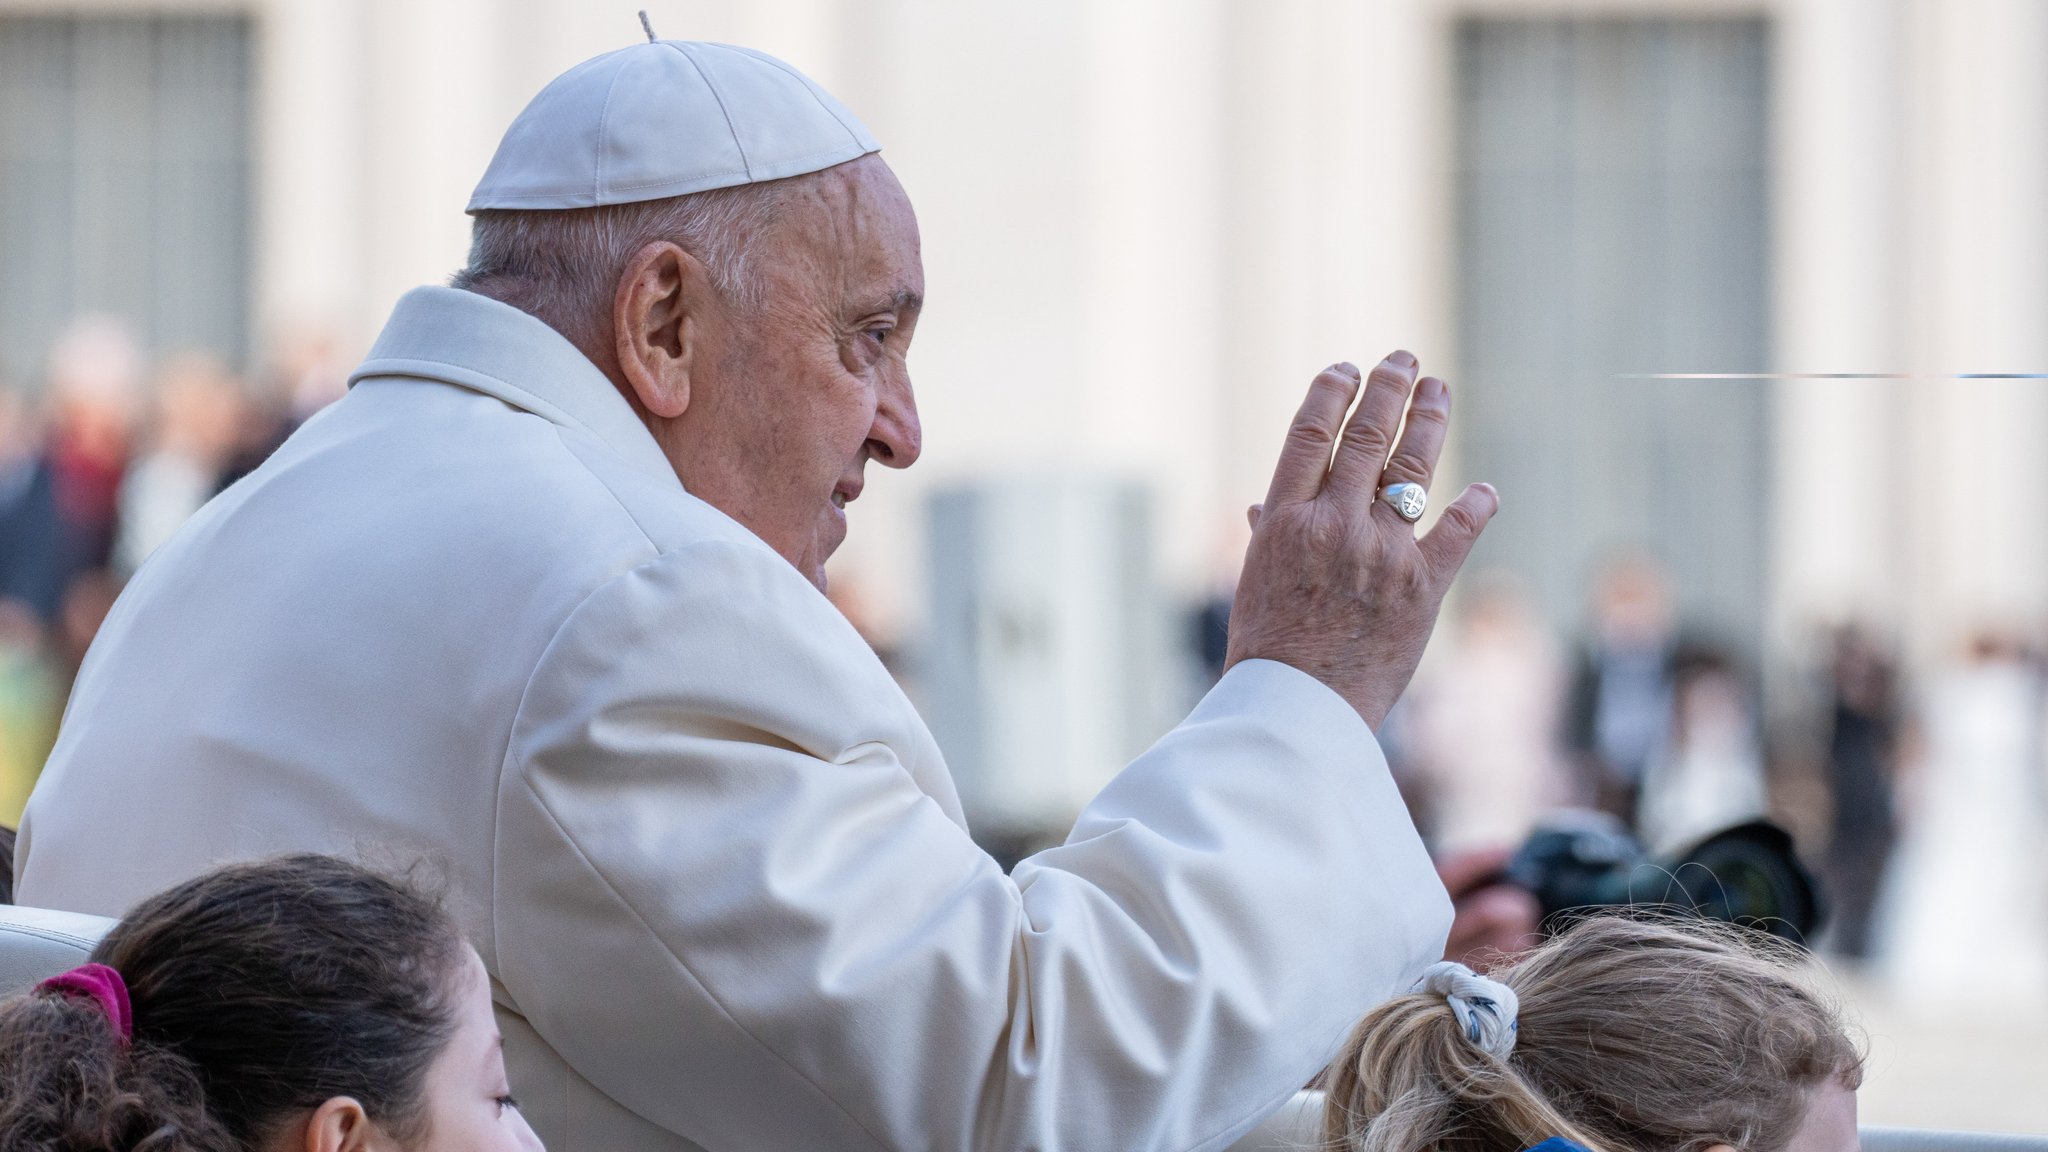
1 0 2045 732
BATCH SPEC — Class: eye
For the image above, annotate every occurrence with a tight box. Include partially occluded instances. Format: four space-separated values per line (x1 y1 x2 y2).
864 327 891 346
496 1094 521 1113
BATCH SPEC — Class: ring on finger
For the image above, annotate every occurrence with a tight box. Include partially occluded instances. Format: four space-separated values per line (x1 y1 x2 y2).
1379 480 1428 523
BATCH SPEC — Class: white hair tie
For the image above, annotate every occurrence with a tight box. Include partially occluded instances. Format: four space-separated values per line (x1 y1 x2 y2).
1416 961 1520 1059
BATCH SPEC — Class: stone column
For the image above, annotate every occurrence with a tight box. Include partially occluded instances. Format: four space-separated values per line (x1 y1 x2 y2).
1768 0 1907 649
1897 0 2048 659
256 0 371 347
357 0 505 337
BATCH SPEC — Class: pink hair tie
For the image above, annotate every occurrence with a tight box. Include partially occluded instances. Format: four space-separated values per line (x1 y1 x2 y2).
37 963 134 1045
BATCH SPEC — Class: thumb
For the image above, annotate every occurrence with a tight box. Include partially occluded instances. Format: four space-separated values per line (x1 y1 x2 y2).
1416 483 1499 582
1246 503 1263 531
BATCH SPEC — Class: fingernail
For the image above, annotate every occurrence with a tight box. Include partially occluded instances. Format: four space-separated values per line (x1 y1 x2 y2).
1330 361 1361 380
1418 375 1445 400
1387 350 1417 370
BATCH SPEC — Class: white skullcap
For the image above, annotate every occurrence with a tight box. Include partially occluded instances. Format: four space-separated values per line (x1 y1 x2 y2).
468 37 878 212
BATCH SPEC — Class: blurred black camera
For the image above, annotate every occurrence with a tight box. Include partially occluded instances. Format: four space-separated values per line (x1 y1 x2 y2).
1499 812 1825 942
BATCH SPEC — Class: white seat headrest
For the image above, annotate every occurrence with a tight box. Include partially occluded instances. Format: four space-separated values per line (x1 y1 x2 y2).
0 905 117 997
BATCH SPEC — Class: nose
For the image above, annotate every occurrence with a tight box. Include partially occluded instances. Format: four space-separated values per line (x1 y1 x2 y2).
866 370 922 469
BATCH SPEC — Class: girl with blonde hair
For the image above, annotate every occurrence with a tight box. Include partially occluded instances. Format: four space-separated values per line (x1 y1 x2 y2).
1321 914 1862 1152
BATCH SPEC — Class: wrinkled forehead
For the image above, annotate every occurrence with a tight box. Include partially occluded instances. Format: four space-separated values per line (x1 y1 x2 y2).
769 155 923 306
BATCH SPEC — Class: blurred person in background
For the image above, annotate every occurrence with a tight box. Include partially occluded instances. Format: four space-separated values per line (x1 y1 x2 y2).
1434 847 1542 969
0 318 139 626
1635 644 1768 855
1883 630 2048 1011
1565 553 1677 828
219 325 350 489
1405 572 1567 854
24 318 139 622
0 388 43 612
114 352 246 577
0 322 136 822
1821 623 1901 962
1192 591 1234 687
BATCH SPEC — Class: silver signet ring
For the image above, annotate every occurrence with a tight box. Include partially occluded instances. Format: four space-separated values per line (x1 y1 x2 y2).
1380 481 1428 523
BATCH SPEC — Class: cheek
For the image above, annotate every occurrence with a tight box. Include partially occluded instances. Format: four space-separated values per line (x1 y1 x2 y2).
440 1104 516 1152
411 1065 506 1151
791 371 879 467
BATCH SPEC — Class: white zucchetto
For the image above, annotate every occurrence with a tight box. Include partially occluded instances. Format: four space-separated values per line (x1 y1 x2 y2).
468 38 879 212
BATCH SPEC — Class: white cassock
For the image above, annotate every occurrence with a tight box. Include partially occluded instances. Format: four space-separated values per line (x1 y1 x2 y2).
17 286 1448 1152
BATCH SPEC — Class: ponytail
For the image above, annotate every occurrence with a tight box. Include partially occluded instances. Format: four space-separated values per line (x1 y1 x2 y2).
1320 915 1862 1152
1320 979 1603 1152
0 981 230 1151
0 854 468 1152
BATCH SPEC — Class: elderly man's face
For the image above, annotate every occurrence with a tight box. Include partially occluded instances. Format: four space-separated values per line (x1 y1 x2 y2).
643 155 924 589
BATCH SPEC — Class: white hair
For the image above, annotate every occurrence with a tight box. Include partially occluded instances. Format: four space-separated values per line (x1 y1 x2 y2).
450 178 803 354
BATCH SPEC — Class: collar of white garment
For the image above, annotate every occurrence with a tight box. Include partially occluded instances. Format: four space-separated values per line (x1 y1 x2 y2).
350 285 681 488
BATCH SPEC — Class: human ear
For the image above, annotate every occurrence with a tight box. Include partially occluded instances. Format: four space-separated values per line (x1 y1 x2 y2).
298 1096 381 1152
611 241 706 419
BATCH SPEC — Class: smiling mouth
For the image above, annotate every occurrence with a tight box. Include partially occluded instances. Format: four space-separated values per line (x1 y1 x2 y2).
831 492 848 510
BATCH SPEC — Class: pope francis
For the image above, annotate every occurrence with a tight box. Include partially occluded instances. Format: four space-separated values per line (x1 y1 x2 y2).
15 34 1499 1152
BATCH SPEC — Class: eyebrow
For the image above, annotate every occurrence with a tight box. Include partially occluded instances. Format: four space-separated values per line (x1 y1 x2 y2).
858 289 922 316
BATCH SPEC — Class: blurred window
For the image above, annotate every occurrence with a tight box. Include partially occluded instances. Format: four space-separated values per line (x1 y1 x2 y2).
0 14 252 386
1454 17 1771 650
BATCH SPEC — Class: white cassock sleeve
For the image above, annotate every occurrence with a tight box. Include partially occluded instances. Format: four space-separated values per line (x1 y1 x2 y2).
492 538 1450 1152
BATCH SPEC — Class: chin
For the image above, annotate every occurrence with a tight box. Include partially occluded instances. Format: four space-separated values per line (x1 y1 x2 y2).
800 513 847 591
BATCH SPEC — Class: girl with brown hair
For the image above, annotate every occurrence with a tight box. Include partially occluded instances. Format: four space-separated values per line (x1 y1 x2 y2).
0 855 542 1152
1321 915 1863 1152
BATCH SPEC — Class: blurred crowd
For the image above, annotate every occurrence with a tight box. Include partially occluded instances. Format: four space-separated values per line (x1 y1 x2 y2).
0 317 346 823
1377 554 2048 1012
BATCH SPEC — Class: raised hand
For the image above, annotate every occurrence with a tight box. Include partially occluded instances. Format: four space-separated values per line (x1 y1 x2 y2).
1224 352 1499 729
